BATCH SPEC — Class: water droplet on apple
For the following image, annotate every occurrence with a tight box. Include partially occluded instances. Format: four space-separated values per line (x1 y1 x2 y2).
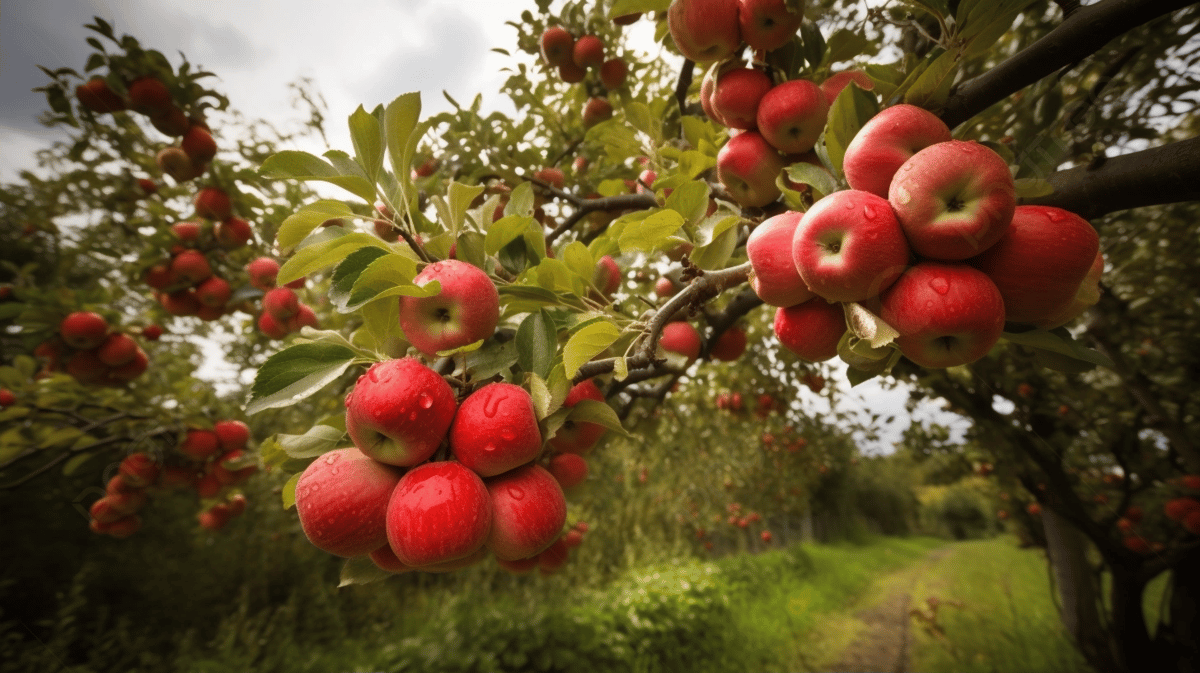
483 444 497 453
324 453 340 465
1046 209 1066 222
506 485 525 500
894 187 911 205
862 203 879 220
500 428 516 441
409 411 419 421
929 277 950 295
418 392 434 409
482 390 503 418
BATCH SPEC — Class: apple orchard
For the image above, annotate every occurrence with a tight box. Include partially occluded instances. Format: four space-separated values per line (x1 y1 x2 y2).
2 1 1199 672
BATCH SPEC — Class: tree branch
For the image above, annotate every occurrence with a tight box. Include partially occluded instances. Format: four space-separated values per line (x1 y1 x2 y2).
545 193 658 245
1021 137 1200 219
675 59 695 118
940 0 1195 129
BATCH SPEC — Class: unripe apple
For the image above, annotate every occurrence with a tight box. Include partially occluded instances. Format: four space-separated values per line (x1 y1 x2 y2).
215 217 253 248
712 67 774 130
582 97 614 128
548 379 607 454
843 104 952 198
399 260 500 356
600 58 628 89
180 429 221 461
128 76 172 116
60 311 109 350
739 0 806 51
791 189 910 303
889 140 1015 260
386 460 493 568
573 35 605 69
247 257 281 290
668 0 742 63
195 276 232 308
171 249 212 285
182 125 217 164
747 211 817 307
540 26 575 66
548 453 588 490
774 298 845 362
879 262 1005 368
450 383 543 477
717 130 787 208
486 464 568 561
661 321 702 365
757 79 829 154
76 78 126 113
710 325 748 361
344 358 458 467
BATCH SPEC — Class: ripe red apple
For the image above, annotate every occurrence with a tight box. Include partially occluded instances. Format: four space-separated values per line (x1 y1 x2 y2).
156 147 203 183
756 79 828 155
258 312 289 340
773 298 846 362
573 35 605 69
171 249 212 285
592 255 622 299
96 333 138 367
214 419 251 451
661 321 702 365
1184 511 1200 535
879 262 1005 368
582 97 614 128
739 0 805 51
654 276 678 299
107 348 148 383
150 105 190 137
195 276 232 308
263 287 300 320
668 0 742 63
712 67 774 130
533 167 566 189
548 453 588 490
180 429 221 461
400 260 499 355
889 140 1016 260
128 76 172 115
76 77 126 113
700 66 727 125
194 187 232 221
450 382 542 477
791 189 910 303
159 290 200 317
537 536 571 574
486 464 567 561
171 221 202 242
215 216 253 248
60 311 109 350
747 211 816 307
843 104 953 198
540 27 575 66
195 470 222 498
600 58 628 89
820 70 875 104
182 125 217 164
0 389 14 408
293 447 404 557
1040 249 1103 329
213 449 257 485
137 178 158 196
344 358 458 467
287 304 320 332
1165 497 1200 521
118 453 159 488
548 379 607 454
386 460 493 567
717 130 787 208
246 257 280 290
558 60 588 84
710 325 748 361
967 205 1099 326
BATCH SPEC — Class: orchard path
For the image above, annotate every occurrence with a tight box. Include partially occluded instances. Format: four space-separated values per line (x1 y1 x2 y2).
820 547 953 673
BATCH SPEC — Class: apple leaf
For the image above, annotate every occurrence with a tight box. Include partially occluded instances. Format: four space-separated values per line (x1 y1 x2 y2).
338 557 392 587
517 310 559 379
800 21 826 70
904 48 960 111
844 302 900 349
463 338 519 381
260 150 377 203
665 180 711 226
1014 178 1054 198
561 241 595 284
61 452 94 477
626 101 660 144
587 120 641 164
498 284 564 309
278 231 388 286
825 29 874 65
247 343 362 415
609 0 669 18
690 223 739 270
785 162 838 201
485 215 537 256
824 82 880 177
444 181 486 238
276 200 356 254
357 298 406 356
40 427 83 449
348 105 384 183
329 247 390 310
281 472 300 510
563 321 621 379
568 399 630 437
384 92 421 188
1001 328 1115 369
619 209 685 253
275 425 345 459
898 0 949 19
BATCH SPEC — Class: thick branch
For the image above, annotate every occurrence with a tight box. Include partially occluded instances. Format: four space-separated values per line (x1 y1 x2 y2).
940 0 1195 129
1022 137 1200 219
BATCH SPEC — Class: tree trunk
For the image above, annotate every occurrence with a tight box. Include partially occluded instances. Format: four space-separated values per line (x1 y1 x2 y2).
1166 548 1200 673
1042 509 1118 673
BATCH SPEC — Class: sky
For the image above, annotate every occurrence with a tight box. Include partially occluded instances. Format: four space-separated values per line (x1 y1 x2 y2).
0 0 961 451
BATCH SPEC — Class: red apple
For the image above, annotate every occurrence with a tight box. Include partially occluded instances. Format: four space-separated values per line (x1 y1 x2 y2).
582 97 614 128
400 260 499 356
215 216 253 248
1165 497 1200 522
710 325 748 361
262 287 300 321
558 60 588 84
747 211 817 307
1040 249 1104 329
889 140 1015 260
194 187 232 221
96 333 139 367
757 79 829 154
537 537 571 574
843 104 953 198
592 255 622 299
182 125 217 164
156 147 204 183
791 189 910 302
661 321 702 365
386 460 493 567
700 66 727 125
712 67 774 130
76 78 126 113
128 76 172 115
214 420 251 450
486 464 567 561
246 257 280 290
60 311 109 350
258 312 289 340
213 449 257 485
171 249 212 285
879 262 1005 368
344 358 458 467
668 0 742 63
0 389 14 408
180 429 221 461
540 27 575 66
573 35 605 69
450 382 542 477
369 544 415 573
533 167 566 189
655 276 678 299
118 453 159 488
717 130 787 208
195 276 232 308
108 349 148 382
548 379 607 454
548 453 588 490
739 0 805 51
820 70 875 104
773 298 845 362
294 447 404 557
600 58 628 89
150 105 190 137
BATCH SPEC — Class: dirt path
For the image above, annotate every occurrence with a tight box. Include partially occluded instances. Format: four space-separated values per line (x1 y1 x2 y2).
822 548 953 673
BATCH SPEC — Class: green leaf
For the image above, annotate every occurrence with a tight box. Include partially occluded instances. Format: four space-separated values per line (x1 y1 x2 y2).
349 105 385 183
260 150 377 202
903 48 960 111
825 29 874 65
568 399 630 437
339 556 393 587
282 472 300 510
619 209 685 253
507 181 536 218
1001 329 1115 369
329 247 391 310
517 310 559 379
41 427 83 449
276 200 356 254
563 321 621 378
62 452 94 476
497 284 563 309
800 21 826 70
384 92 423 213
610 0 670 17
665 180 711 226
1014 178 1054 198
275 425 345 459
785 161 838 201
445 181 486 237
690 224 739 270
626 101 660 143
247 343 362 415
278 232 389 286
485 215 536 256
561 241 595 283
824 82 880 176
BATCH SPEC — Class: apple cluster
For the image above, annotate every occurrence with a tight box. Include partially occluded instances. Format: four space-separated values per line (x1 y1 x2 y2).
34 311 149 386
249 257 319 339
749 104 1104 369
537 25 626 129
175 420 259 500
